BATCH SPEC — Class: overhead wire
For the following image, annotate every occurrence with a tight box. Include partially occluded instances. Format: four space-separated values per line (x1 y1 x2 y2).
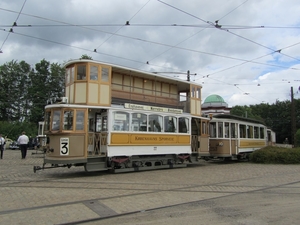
94 0 151 51
0 0 27 52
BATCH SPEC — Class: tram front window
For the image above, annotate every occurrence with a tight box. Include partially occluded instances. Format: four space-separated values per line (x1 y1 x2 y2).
63 110 74 130
44 111 51 131
76 111 85 130
52 110 61 130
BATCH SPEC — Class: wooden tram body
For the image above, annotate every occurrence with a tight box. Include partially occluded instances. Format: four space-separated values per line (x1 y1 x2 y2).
34 59 210 172
207 114 272 160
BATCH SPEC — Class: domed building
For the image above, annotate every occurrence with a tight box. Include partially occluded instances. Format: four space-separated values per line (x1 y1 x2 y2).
201 94 231 115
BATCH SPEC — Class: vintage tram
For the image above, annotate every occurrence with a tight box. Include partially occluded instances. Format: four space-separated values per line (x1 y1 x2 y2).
207 114 274 160
34 59 210 173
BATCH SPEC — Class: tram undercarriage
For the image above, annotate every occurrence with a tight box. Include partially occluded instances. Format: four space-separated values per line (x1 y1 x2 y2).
33 153 199 173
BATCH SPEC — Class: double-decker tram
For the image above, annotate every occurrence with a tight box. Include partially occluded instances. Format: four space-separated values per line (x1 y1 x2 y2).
207 114 272 160
34 59 209 173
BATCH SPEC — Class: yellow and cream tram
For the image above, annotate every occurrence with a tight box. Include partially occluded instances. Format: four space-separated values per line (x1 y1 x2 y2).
34 59 210 172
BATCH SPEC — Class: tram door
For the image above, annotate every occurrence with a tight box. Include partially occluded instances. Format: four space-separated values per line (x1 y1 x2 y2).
230 122 238 155
95 112 108 155
191 118 199 153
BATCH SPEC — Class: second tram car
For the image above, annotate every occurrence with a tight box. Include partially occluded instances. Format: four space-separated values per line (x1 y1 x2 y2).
34 59 210 173
207 114 272 160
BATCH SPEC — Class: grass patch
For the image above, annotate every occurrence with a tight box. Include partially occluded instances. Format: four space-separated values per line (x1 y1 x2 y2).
249 146 300 164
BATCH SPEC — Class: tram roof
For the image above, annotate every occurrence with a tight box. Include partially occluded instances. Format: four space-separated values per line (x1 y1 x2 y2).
212 114 266 125
65 59 201 91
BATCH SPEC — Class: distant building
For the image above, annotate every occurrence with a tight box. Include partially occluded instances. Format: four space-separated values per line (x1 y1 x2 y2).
202 94 231 116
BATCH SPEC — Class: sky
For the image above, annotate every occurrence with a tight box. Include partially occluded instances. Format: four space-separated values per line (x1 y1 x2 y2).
1 0 300 107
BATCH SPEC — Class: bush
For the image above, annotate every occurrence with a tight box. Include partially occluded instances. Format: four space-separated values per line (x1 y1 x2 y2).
250 146 300 164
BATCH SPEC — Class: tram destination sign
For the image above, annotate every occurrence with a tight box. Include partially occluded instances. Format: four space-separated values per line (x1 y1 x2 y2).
125 103 183 114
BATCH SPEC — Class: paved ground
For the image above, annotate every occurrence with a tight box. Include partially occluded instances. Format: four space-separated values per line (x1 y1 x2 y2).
1 149 300 225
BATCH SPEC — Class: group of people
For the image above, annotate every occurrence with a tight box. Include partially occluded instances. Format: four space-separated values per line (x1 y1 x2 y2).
0 132 30 159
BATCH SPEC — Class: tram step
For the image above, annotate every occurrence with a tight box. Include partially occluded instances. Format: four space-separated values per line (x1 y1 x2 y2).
84 162 108 172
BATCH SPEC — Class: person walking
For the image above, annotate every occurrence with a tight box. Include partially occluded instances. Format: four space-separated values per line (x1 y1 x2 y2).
17 132 29 159
0 134 5 159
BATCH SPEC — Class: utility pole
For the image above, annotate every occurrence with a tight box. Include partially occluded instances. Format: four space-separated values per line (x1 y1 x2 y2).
291 86 296 146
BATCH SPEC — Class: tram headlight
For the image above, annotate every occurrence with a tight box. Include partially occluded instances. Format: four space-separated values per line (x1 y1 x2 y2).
218 142 223 146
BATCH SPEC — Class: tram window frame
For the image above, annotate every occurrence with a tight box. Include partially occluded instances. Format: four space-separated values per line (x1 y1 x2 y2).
224 122 229 138
217 122 223 138
112 111 129 131
131 113 147 132
70 67 74 83
149 114 163 132
77 64 86 80
179 117 189 133
52 110 61 131
239 124 246 138
75 110 85 131
254 126 259 138
90 65 98 81
230 123 236 138
66 68 70 85
63 110 74 131
101 67 109 82
247 125 254 138
260 127 265 139
164 116 177 133
209 122 217 138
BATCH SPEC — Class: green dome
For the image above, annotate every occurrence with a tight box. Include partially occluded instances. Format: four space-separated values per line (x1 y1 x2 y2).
204 94 225 103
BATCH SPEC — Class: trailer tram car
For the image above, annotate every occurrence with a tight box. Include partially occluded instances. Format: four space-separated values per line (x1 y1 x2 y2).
34 59 210 173
207 114 273 161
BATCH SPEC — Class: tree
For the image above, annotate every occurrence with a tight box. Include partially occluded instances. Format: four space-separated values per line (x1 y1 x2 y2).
28 59 65 124
80 54 93 60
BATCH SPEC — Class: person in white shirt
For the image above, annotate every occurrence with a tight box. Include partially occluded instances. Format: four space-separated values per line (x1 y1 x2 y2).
17 131 29 159
0 134 5 159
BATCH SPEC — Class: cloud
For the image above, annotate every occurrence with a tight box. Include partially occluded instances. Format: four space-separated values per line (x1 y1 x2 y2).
1 0 300 106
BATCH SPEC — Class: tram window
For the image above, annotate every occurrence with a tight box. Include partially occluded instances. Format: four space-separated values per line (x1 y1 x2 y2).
132 113 147 132
260 127 265 139
254 126 259 139
247 126 253 138
217 122 223 138
230 123 236 138
63 110 74 130
76 110 85 130
44 111 51 131
66 68 70 84
70 67 74 83
224 122 229 138
164 116 177 132
112 111 129 131
90 65 98 81
239 124 246 138
201 121 208 135
101 67 109 82
77 65 86 80
149 115 162 132
209 122 216 138
52 110 61 130
179 117 189 133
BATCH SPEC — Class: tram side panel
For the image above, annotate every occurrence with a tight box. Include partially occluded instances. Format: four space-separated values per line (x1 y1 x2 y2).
44 134 87 164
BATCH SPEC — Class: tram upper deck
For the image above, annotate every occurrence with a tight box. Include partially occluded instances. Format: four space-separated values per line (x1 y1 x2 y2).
64 59 202 116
